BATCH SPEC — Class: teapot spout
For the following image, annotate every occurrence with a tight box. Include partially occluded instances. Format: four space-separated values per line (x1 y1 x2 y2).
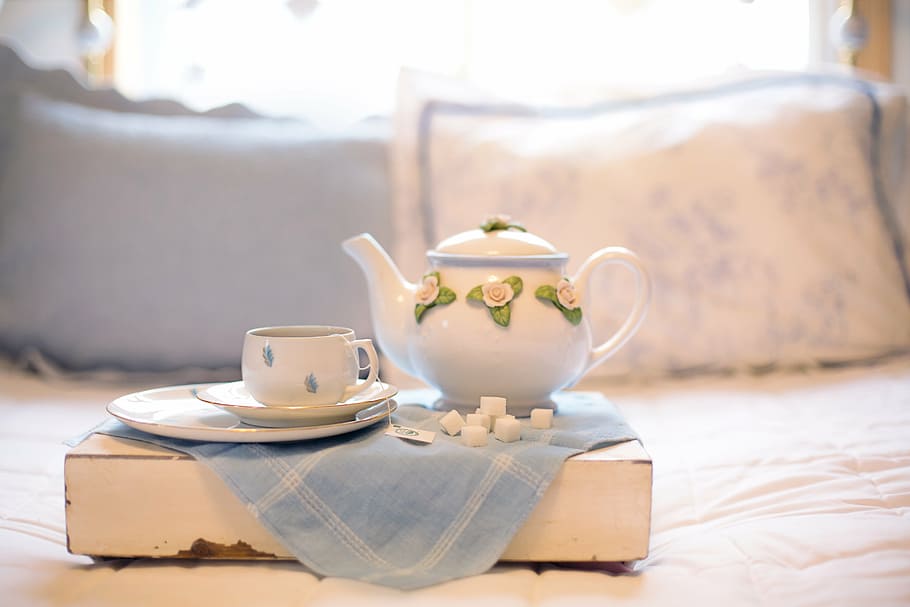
342 233 418 377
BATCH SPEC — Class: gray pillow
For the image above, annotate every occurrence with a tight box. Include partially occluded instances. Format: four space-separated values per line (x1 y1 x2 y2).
0 44 259 193
0 92 393 373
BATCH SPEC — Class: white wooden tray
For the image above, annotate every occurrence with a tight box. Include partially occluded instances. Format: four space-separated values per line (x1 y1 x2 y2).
65 432 651 562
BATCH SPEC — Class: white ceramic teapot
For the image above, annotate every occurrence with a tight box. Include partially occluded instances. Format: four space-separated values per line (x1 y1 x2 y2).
343 216 651 416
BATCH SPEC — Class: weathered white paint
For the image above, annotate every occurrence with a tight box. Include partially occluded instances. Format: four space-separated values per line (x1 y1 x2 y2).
65 434 652 562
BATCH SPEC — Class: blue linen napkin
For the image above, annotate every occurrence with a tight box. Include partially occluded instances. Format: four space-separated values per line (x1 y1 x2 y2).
85 389 638 589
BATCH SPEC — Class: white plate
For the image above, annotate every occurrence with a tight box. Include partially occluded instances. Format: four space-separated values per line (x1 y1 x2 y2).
194 380 399 427
106 384 398 443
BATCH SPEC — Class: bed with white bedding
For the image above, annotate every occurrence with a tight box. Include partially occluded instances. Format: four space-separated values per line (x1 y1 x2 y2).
1 44 910 606
1 358 909 606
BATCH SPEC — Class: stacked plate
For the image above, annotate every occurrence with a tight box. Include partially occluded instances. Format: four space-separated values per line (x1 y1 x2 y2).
106 380 399 443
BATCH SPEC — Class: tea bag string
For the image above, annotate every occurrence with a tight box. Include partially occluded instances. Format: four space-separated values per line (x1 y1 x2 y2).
387 394 393 429
357 351 389 428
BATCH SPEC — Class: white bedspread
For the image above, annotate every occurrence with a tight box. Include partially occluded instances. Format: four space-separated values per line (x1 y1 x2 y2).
1 359 908 607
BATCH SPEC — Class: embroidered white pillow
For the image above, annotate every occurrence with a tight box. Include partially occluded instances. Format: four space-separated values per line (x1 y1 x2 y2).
392 71 910 377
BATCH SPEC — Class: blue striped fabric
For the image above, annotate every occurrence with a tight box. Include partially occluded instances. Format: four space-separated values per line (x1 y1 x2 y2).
89 390 638 588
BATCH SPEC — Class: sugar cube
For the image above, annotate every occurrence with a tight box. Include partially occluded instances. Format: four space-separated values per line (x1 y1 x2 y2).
492 414 515 433
494 417 521 443
479 396 507 417
439 409 465 436
461 424 489 447
530 408 554 429
466 412 491 431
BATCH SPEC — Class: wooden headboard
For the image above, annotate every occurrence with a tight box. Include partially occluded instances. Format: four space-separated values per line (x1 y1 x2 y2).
80 0 115 84
831 0 893 79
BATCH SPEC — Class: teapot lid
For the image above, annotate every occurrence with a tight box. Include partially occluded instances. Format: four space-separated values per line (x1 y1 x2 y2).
433 215 560 256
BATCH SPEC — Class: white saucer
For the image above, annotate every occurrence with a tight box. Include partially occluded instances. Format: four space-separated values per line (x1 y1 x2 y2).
107 384 398 442
194 380 399 427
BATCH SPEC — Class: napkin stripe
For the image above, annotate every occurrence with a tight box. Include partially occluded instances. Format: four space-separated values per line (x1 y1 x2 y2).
537 430 556 445
294 482 394 569
374 451 516 581
479 447 544 489
253 446 330 512
252 444 393 569
418 452 511 568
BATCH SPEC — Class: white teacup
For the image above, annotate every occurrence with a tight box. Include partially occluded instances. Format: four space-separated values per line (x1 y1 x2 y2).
241 326 379 406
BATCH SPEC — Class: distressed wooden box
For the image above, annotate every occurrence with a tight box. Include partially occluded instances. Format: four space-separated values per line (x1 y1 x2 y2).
65 432 651 563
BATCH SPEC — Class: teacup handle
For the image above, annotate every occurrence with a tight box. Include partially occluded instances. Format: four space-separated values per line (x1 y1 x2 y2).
571 247 651 375
340 338 380 402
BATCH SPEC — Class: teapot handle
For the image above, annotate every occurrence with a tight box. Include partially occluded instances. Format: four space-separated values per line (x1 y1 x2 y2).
571 247 651 375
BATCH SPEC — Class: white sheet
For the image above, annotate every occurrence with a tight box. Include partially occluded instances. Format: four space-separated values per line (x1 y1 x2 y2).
1 359 908 606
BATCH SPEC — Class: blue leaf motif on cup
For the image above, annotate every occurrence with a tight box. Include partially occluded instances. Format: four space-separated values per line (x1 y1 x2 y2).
262 343 275 367
305 372 319 394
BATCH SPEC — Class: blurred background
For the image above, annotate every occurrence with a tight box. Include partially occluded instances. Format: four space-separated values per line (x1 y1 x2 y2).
0 0 906 128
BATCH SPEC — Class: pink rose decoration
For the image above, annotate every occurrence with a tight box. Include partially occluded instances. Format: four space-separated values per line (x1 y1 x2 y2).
556 279 579 310
468 275 523 326
481 282 515 307
416 274 440 306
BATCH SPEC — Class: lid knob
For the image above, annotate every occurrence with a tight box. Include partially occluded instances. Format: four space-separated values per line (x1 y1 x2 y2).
479 214 527 234
433 214 561 256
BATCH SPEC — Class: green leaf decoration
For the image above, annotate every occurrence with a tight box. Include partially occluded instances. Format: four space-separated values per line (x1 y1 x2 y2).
502 275 523 297
535 284 558 303
490 304 511 327
415 273 456 323
436 286 456 305
535 283 584 325
561 306 583 326
480 218 528 233
415 303 430 323
466 285 484 301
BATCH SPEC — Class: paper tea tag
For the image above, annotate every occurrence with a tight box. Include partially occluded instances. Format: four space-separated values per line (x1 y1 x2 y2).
386 424 436 444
